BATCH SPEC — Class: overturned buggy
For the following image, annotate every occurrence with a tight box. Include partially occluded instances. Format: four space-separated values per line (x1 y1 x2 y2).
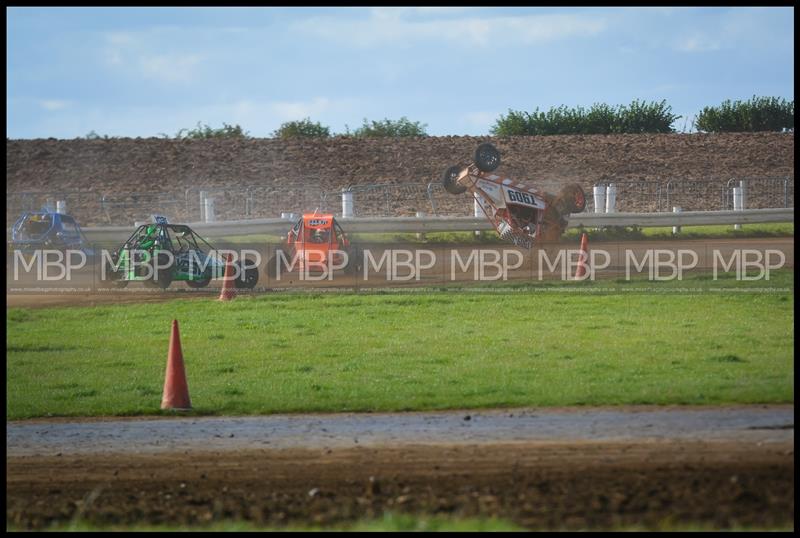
443 143 586 248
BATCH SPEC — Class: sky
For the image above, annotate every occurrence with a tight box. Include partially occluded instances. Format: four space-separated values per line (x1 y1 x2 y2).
6 6 795 139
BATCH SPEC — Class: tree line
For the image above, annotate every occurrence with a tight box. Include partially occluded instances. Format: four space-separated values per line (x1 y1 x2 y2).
81 96 792 139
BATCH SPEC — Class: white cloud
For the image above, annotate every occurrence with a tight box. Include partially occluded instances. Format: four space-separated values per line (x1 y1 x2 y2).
671 8 792 53
464 111 498 129
138 53 203 83
293 10 607 48
674 34 721 53
101 30 205 84
39 100 70 111
267 97 333 121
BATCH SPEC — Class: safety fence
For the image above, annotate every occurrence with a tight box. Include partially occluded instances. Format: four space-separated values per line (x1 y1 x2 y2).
77 208 795 244
6 177 794 228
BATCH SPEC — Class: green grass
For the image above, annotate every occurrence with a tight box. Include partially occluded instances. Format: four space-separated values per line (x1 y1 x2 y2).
563 222 794 242
6 271 794 420
218 222 793 245
13 514 792 532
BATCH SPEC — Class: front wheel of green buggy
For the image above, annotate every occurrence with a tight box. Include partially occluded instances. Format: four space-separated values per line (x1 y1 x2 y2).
143 252 173 290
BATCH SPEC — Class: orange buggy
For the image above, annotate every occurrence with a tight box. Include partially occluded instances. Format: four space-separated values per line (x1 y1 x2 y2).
267 213 360 278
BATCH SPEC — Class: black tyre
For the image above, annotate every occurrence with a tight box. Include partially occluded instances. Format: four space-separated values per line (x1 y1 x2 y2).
144 252 173 289
235 260 259 289
102 252 129 288
266 247 285 280
443 165 467 195
109 276 129 289
474 143 501 172
556 184 587 214
186 272 212 288
343 247 362 275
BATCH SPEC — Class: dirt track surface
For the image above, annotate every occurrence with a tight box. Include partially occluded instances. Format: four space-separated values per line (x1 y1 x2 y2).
6 237 795 309
7 406 794 530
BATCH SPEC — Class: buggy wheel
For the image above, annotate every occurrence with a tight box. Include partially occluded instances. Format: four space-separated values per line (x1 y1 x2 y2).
474 143 501 172
102 252 129 288
266 248 281 279
343 247 362 275
143 252 173 289
186 273 212 288
555 183 587 214
443 165 467 195
109 276 129 288
235 261 259 289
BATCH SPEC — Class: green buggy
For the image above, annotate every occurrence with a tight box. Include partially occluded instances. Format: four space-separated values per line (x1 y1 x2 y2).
102 218 259 290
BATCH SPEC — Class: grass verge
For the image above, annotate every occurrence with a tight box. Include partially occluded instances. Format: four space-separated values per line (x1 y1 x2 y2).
12 513 793 532
6 270 793 420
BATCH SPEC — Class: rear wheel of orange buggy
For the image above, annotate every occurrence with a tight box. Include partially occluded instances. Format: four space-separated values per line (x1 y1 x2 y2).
343 247 362 275
267 248 284 278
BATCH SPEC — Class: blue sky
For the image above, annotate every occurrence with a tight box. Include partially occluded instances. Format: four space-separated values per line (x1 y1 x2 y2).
6 6 794 139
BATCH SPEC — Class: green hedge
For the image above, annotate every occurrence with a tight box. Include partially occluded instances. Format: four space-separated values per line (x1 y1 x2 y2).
694 96 794 133
491 100 680 135
351 117 428 137
271 118 331 138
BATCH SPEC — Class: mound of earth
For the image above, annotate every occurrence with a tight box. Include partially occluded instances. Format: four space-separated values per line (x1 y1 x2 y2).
5 133 794 226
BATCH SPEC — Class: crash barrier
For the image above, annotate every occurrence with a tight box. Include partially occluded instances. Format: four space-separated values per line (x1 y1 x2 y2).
79 208 794 243
7 177 794 227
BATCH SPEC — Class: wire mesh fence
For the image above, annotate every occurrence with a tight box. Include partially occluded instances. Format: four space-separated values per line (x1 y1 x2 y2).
6 176 794 230
720 178 794 210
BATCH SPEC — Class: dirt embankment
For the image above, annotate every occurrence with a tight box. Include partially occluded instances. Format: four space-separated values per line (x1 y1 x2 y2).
6 133 794 224
7 442 794 531
6 406 795 530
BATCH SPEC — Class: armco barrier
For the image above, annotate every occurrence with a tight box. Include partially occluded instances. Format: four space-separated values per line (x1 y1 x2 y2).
78 208 793 243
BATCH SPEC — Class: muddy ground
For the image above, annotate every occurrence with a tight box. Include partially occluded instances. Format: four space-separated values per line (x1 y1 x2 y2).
6 407 794 530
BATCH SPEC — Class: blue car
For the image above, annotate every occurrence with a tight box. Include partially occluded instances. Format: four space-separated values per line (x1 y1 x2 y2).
10 211 93 257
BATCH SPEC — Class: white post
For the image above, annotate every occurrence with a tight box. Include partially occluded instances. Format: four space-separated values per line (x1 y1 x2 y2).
416 211 426 241
605 183 617 213
342 189 354 218
204 197 216 223
672 206 682 234
56 200 67 214
733 187 743 230
593 185 606 214
199 190 207 222
739 180 746 210
473 196 483 237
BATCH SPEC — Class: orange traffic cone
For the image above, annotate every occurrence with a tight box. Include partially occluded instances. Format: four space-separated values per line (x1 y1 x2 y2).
161 319 192 410
218 253 236 301
574 232 589 279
